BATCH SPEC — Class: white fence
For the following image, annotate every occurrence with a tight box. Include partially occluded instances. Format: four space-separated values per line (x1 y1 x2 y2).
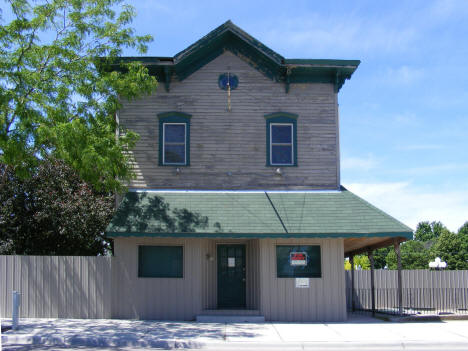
1 255 112 318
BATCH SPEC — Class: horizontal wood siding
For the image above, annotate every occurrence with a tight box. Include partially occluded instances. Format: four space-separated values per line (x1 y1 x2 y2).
120 51 339 190
259 238 346 321
0 255 112 318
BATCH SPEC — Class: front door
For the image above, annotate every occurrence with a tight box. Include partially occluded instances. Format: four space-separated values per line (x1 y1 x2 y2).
217 244 246 308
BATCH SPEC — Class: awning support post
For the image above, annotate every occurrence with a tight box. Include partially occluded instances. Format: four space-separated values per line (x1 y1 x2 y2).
350 255 355 312
367 250 375 316
394 240 403 316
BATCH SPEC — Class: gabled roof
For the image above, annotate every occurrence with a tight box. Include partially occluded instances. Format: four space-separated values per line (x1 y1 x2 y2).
112 21 360 93
106 187 412 244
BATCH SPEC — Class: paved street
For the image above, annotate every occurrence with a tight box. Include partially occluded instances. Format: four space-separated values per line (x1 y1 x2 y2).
2 315 468 350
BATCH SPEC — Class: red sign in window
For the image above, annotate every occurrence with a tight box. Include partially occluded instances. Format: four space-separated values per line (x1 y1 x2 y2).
290 252 308 266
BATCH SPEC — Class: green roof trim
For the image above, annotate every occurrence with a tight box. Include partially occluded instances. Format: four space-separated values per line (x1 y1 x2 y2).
284 59 361 67
106 232 413 239
106 187 413 239
107 21 360 93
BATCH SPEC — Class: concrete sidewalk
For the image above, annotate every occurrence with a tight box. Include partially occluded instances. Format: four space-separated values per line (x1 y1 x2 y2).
2 314 468 350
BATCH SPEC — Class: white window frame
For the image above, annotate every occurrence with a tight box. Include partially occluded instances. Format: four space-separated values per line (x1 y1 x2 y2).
270 123 294 166
162 122 186 165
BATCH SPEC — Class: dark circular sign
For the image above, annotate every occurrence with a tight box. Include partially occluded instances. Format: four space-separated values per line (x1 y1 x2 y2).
218 73 238 90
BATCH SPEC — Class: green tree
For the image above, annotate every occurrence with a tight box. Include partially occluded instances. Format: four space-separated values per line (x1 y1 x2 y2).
0 159 114 255
345 254 370 270
386 240 430 269
0 0 157 192
373 247 391 269
414 221 447 242
458 221 468 236
430 230 468 270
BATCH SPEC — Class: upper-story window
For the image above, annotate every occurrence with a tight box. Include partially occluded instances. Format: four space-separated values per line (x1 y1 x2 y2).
265 112 298 166
158 112 191 166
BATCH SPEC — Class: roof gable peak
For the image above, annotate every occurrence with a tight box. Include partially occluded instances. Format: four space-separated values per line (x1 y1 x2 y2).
174 20 284 65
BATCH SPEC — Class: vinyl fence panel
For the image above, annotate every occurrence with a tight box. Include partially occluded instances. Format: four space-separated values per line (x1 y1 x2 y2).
0 255 112 318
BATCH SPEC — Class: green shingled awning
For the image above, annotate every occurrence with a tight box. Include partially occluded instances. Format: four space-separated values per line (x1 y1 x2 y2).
106 187 413 240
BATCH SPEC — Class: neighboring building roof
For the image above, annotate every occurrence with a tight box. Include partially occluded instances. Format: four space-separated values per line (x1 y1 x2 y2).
110 20 360 93
106 187 412 244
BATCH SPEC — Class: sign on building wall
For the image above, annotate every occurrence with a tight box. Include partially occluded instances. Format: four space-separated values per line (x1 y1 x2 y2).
290 252 308 266
295 278 310 288
276 245 322 278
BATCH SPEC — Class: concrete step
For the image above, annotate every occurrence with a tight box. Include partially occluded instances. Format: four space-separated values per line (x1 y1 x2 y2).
196 314 265 323
201 309 261 316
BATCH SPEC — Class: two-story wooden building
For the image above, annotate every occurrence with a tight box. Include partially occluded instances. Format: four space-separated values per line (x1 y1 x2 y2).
106 21 412 322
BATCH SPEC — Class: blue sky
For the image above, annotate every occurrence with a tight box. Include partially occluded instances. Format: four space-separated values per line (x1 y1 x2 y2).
127 0 468 231
3 0 467 231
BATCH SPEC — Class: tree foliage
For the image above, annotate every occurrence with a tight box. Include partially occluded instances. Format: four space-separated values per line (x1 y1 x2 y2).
345 221 468 270
414 221 448 242
0 0 157 192
0 159 114 255
344 254 370 270
386 240 430 270
430 230 468 270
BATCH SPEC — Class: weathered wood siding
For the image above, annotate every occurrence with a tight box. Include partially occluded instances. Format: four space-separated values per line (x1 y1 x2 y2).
120 51 339 190
0 255 112 318
258 238 346 321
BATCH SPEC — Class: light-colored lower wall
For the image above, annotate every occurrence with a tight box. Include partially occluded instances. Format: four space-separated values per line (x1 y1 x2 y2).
112 237 204 320
0 238 346 321
258 238 347 322
112 237 260 320
113 237 346 321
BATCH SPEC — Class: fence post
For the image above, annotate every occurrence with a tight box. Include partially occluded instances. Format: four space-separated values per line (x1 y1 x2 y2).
367 250 375 316
394 240 403 316
12 291 21 330
350 255 355 312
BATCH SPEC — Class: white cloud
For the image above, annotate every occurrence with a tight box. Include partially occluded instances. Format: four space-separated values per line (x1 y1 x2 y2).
396 144 444 151
384 66 425 85
395 163 468 176
428 0 468 22
341 155 378 171
255 13 419 57
344 181 468 232
392 112 420 126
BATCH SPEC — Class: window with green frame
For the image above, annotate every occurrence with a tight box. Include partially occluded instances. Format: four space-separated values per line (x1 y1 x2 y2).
158 112 191 166
276 245 321 278
138 245 183 278
265 112 298 166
